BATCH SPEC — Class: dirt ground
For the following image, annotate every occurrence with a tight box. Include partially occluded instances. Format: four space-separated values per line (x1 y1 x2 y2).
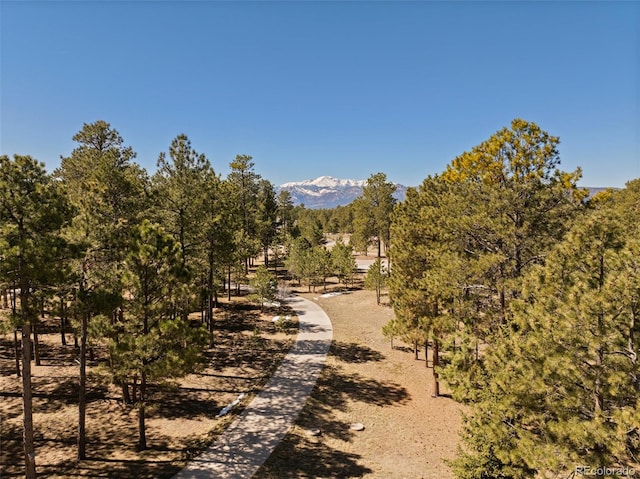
1 283 462 479
255 288 462 479
0 295 298 478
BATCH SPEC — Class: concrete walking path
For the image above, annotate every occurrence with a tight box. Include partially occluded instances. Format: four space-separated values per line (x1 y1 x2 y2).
173 295 333 479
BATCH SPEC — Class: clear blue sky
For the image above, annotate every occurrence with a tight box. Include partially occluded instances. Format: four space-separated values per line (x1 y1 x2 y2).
1 1 638 187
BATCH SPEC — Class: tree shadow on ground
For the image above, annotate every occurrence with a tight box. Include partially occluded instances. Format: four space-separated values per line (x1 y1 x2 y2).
256 362 410 478
256 433 374 479
297 364 409 441
38 456 183 479
0 299 297 479
0 423 24 477
330 340 385 363
150 384 229 421
35 341 80 366
214 303 260 333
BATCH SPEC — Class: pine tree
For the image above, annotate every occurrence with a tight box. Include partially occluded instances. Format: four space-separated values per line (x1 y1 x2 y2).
440 118 586 338
365 258 387 305
331 237 357 288
387 177 460 396
112 220 207 450
0 154 72 479
256 179 278 267
353 172 397 263
453 210 640 477
200 174 236 330
152 134 211 274
227 155 261 273
57 120 147 459
249 265 277 311
436 119 586 403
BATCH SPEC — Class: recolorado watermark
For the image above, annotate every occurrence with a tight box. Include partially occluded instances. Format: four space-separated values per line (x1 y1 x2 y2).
575 466 636 476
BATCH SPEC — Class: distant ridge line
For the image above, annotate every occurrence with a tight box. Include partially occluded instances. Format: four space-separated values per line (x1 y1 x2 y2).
277 176 407 209
277 177 616 209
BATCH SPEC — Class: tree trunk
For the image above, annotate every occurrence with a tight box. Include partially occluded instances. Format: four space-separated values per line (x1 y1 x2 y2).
60 302 67 346
12 328 21 377
21 322 37 479
11 284 17 315
432 337 440 397
273 250 278 276
414 341 419 360
78 311 88 460
424 340 429 368
33 320 41 366
228 266 232 301
132 376 138 405
138 372 147 451
207 251 214 333
122 382 132 404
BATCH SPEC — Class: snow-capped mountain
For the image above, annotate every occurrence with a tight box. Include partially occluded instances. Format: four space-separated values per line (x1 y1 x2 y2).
276 177 613 210
280 176 367 189
278 176 407 209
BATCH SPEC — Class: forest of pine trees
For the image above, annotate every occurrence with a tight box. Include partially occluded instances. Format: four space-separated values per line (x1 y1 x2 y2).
2 118 638 478
387 119 640 478
0 121 320 476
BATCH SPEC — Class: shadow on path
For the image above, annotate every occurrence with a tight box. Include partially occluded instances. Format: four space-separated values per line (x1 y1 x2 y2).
256 339 410 478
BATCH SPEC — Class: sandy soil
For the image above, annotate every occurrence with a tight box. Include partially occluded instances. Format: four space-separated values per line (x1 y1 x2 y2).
1 284 462 479
255 288 462 479
0 296 298 478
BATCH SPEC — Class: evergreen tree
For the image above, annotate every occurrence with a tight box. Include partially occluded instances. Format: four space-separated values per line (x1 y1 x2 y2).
436 119 586 402
256 179 278 267
331 237 357 287
227 155 261 273
276 189 295 240
453 210 640 477
296 213 324 247
285 237 312 286
200 174 236 329
387 177 460 396
0 154 72 478
57 120 147 459
153 134 211 269
441 118 586 337
112 220 207 450
353 172 397 262
364 258 387 305
249 265 277 311
313 246 333 293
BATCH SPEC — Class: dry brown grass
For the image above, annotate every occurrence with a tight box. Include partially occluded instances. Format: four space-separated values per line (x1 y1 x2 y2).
1 280 463 479
0 293 298 479
255 287 463 479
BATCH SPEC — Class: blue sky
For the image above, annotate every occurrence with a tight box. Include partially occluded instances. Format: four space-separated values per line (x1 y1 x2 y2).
1 1 638 188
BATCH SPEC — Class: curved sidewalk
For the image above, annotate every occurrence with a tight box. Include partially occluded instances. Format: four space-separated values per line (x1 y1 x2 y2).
174 295 333 479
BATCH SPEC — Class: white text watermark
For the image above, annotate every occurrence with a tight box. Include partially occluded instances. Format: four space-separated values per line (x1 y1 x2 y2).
575 466 636 476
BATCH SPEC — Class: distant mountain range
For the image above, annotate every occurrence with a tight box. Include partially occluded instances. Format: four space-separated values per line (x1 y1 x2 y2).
278 176 408 209
277 176 614 210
